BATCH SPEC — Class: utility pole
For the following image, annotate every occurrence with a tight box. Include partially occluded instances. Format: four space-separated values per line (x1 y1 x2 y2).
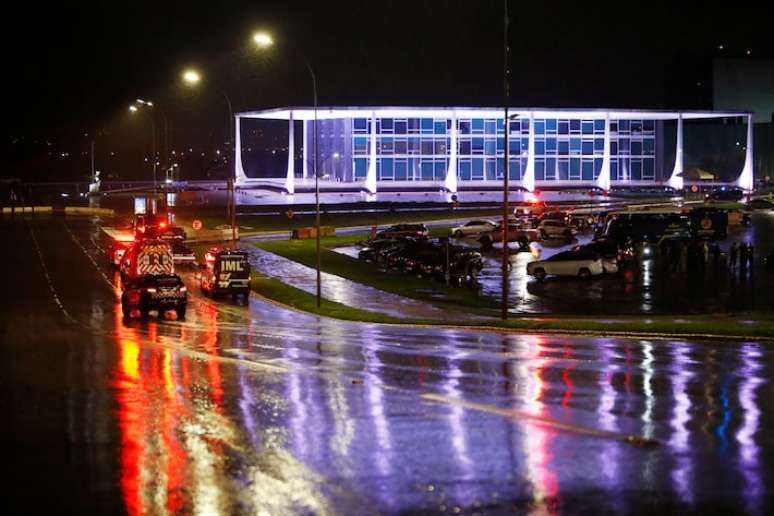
501 0 511 320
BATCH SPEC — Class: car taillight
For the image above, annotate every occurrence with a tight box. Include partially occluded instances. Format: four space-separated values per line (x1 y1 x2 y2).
145 288 156 293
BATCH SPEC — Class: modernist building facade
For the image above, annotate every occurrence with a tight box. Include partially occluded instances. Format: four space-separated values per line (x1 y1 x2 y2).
235 107 754 193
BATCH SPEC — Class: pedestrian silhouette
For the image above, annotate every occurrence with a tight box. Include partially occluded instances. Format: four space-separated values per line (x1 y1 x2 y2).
729 242 738 269
748 244 754 269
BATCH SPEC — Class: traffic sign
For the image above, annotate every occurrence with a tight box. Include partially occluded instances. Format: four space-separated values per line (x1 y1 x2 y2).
192 219 202 231
691 185 698 193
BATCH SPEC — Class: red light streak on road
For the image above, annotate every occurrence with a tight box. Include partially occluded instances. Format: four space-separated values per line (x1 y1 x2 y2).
522 335 560 512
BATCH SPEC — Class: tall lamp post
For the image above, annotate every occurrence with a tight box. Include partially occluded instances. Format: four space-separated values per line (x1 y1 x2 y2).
501 0 511 320
252 31 322 307
181 68 237 245
130 99 168 191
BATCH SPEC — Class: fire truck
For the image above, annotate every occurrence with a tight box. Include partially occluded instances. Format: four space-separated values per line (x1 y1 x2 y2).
119 239 188 318
200 248 251 300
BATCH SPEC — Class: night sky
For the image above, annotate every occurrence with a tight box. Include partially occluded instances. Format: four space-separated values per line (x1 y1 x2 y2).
3 1 772 179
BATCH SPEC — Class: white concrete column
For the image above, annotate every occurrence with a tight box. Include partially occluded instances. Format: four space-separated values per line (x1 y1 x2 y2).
735 114 754 191
521 112 535 192
596 113 611 192
365 112 378 194
666 113 684 190
302 119 309 180
234 115 248 186
444 114 458 193
285 111 295 194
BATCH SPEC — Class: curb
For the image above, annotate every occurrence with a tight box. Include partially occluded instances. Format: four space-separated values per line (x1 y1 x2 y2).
248 284 773 342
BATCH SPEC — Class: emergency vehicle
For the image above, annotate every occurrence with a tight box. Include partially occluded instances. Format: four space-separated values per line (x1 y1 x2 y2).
121 273 188 319
200 248 251 300
120 239 175 281
119 239 188 318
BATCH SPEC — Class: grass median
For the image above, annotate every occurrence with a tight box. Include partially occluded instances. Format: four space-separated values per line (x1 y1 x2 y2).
196 207 502 233
254 231 500 314
250 271 774 338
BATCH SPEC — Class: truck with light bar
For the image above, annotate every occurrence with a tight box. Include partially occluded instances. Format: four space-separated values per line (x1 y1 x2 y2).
119 239 175 280
118 239 188 319
200 248 251 300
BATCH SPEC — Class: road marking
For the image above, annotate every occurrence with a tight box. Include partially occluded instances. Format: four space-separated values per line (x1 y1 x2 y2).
62 221 120 292
421 392 659 447
27 220 76 323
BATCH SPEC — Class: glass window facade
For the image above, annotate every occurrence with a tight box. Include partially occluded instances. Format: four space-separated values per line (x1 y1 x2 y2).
306 112 662 183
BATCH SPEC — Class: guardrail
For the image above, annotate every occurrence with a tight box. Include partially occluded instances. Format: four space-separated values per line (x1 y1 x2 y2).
1 206 115 216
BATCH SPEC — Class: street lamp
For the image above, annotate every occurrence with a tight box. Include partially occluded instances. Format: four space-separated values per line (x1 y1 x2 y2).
130 98 168 191
252 32 273 48
182 69 201 85
501 0 510 320
181 68 237 245
253 31 323 307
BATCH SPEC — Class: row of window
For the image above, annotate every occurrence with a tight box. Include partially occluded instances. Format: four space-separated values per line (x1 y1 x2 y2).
353 157 657 181
352 118 657 136
353 135 656 158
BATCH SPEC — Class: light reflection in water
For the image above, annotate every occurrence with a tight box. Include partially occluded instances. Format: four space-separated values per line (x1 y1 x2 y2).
597 339 621 487
736 343 764 513
440 332 474 505
519 335 559 513
669 343 694 505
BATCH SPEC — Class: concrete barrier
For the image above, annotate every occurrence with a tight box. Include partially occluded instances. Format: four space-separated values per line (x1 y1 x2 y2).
64 207 115 216
1 206 53 214
291 226 337 239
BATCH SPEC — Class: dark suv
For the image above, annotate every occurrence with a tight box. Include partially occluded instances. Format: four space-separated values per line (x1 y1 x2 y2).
376 223 429 239
705 187 744 202
122 274 187 319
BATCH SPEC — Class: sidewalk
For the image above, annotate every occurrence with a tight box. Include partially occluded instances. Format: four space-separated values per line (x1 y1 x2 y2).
241 243 488 321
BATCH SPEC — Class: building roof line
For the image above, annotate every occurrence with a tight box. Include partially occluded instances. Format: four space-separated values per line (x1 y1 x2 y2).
236 106 751 121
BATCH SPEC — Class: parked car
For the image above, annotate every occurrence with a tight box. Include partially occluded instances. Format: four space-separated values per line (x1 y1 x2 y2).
538 219 575 240
376 223 429 239
451 219 497 238
526 249 605 280
483 223 538 244
358 239 401 262
574 239 624 273
705 187 744 202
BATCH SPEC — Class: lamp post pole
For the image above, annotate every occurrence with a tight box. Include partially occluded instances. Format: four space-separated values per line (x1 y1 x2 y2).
302 58 321 307
223 91 237 245
501 0 511 320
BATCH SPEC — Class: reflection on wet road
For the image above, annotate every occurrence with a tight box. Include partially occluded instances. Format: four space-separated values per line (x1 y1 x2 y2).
2 217 773 514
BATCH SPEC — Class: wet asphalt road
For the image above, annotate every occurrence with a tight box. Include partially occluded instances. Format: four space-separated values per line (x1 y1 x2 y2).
3 216 774 515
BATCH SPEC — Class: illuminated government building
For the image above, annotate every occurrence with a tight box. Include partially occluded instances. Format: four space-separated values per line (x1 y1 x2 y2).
234 107 754 193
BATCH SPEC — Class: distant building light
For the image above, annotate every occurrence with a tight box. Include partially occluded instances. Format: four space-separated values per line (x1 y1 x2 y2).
718 44 724 50
746 50 751 55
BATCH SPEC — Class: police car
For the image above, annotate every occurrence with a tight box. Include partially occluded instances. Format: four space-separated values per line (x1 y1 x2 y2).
121 273 187 319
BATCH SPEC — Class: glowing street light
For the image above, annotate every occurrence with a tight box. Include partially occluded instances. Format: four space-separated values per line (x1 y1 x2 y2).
128 105 138 112
252 30 322 306
252 32 273 48
182 69 201 85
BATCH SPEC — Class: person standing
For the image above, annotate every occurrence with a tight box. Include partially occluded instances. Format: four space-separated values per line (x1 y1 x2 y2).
711 243 721 267
729 242 738 269
739 242 749 270
748 244 755 269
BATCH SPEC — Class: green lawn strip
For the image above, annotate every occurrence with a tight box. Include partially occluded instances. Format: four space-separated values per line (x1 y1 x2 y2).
254 232 499 313
250 272 410 324
195 208 501 232
250 272 774 338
